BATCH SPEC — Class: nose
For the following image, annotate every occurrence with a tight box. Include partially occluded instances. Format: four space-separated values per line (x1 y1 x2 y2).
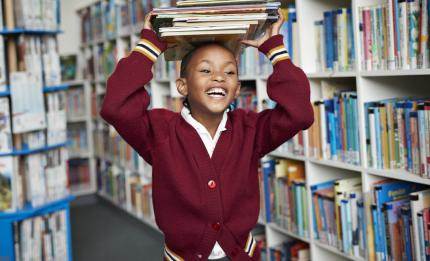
211 71 225 82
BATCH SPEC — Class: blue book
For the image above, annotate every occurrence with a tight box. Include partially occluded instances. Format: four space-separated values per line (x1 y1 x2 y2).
394 0 401 66
332 9 339 69
357 200 366 257
372 205 382 261
262 159 276 223
295 181 304 237
324 11 334 70
324 100 335 156
287 4 296 59
341 199 349 253
351 95 360 165
334 95 342 160
404 101 414 172
417 212 426 261
401 206 413 261
347 8 355 69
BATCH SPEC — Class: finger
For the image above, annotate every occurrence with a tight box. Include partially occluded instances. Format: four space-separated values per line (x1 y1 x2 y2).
143 11 154 29
241 40 258 48
272 9 284 32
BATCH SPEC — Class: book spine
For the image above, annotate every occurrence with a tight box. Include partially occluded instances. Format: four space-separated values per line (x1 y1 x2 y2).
387 0 397 69
408 0 420 69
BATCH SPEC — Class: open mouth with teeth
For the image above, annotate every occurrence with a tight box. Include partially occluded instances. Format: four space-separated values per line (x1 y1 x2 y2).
206 87 227 97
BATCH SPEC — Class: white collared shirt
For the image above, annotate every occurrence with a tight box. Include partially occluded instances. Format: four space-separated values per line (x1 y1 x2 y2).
180 106 228 260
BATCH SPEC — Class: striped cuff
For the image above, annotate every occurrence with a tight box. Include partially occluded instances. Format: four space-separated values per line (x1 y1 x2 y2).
258 34 289 66
267 45 289 65
133 39 162 62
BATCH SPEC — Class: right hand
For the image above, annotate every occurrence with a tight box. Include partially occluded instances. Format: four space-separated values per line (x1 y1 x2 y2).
143 11 155 31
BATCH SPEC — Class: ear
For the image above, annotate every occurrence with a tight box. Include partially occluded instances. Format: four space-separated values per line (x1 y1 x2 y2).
234 81 241 99
176 78 188 96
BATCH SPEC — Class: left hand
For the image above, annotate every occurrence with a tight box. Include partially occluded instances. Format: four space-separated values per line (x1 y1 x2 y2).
241 8 285 48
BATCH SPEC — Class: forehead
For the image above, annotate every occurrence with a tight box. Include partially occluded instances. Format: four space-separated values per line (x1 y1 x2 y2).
190 44 236 65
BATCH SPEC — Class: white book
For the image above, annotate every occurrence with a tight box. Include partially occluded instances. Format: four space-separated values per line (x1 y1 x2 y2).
399 1 410 69
337 8 348 72
386 0 396 70
159 24 249 32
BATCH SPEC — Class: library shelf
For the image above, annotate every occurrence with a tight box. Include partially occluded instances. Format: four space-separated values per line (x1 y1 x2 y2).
308 158 362 173
0 195 74 221
68 151 91 160
0 84 70 97
365 168 430 186
307 71 358 79
43 84 70 93
0 28 63 35
0 142 69 157
313 240 365 261
67 115 88 123
359 68 430 77
268 151 306 162
267 223 310 243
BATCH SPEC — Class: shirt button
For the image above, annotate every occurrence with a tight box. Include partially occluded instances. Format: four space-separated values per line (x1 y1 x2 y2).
212 222 221 231
208 180 216 189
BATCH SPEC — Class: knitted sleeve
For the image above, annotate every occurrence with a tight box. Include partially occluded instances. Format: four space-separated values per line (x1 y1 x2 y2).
100 29 175 164
252 34 314 158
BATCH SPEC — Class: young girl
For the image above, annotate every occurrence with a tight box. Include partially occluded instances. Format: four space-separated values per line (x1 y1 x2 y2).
100 10 313 261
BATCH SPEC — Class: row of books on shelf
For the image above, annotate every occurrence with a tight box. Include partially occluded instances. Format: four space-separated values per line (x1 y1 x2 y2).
314 8 355 73
80 0 174 44
67 123 88 154
359 1 430 71
97 158 155 220
1 35 62 92
271 131 304 157
0 148 69 212
67 158 91 189
66 88 86 118
269 241 310 261
365 98 430 177
0 92 66 154
0 0 60 31
262 159 309 239
307 90 360 166
311 177 365 259
12 210 68 261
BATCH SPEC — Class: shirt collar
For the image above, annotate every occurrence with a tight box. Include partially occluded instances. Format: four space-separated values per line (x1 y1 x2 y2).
180 106 228 136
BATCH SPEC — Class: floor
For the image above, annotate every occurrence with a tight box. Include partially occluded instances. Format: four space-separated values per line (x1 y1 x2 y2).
70 195 164 261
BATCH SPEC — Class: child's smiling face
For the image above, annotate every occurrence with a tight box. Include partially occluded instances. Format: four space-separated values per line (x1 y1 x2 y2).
176 44 241 116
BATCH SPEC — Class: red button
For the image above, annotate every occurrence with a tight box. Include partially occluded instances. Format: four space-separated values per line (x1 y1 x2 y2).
208 180 216 189
212 222 221 231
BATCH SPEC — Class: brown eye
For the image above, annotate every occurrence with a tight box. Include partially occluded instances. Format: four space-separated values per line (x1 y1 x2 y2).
226 71 236 75
200 69 210 73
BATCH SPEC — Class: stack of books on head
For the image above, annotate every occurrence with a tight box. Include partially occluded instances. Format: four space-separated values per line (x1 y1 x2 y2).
151 0 281 61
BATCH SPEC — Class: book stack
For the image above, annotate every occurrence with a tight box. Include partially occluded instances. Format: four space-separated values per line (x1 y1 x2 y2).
151 0 281 60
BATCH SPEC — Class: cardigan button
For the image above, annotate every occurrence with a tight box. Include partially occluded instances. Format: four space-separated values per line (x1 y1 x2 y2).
208 180 216 189
212 222 221 231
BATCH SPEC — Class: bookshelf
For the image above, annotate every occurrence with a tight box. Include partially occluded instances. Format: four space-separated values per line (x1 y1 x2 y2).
0 0 75 260
72 0 430 260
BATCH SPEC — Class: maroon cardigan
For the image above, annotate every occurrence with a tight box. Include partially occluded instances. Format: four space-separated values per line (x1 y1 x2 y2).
100 29 313 261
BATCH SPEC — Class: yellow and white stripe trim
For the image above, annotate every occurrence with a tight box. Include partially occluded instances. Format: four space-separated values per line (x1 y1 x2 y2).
244 232 257 257
164 245 185 261
133 39 161 62
267 45 290 65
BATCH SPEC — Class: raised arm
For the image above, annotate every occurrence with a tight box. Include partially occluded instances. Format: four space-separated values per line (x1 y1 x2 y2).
100 15 174 164
252 35 314 158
